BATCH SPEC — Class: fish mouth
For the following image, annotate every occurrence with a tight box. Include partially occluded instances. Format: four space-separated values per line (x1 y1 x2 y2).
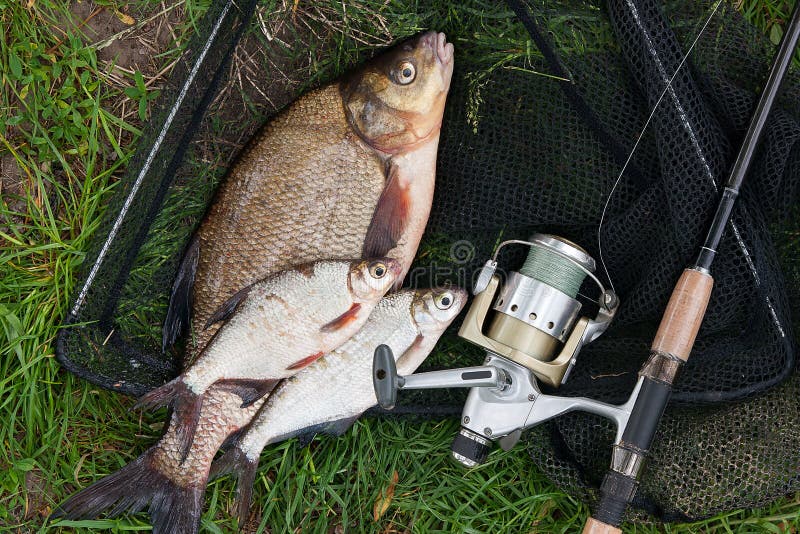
420 31 454 67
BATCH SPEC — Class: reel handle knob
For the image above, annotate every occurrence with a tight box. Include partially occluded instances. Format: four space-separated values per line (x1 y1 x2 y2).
373 344 402 410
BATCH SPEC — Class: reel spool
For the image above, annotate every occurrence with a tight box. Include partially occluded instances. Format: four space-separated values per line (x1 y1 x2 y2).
460 234 617 387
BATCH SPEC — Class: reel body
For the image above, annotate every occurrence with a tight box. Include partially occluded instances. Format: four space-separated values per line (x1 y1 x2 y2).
373 234 633 467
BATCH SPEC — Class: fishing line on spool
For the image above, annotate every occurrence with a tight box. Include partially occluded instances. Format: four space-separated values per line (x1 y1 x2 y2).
520 243 587 298
596 0 722 294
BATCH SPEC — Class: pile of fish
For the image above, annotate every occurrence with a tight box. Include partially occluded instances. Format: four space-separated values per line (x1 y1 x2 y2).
53 31 458 533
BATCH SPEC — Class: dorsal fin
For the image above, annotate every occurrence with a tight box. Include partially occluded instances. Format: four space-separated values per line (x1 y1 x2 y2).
162 237 200 351
217 378 278 408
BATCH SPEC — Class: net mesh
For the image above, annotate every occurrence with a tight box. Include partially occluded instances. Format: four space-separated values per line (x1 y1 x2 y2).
57 0 800 523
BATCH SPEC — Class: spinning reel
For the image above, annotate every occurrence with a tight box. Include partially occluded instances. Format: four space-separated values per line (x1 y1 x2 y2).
373 234 640 467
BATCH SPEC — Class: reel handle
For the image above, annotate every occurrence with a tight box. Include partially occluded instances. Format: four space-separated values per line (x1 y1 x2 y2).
372 344 510 411
373 344 401 410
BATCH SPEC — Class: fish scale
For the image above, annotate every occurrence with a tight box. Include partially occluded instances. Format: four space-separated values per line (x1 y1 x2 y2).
185 261 384 391
208 287 468 529
58 31 455 534
150 388 266 488
238 290 420 458
138 257 401 465
53 384 267 534
165 31 455 363
189 85 387 362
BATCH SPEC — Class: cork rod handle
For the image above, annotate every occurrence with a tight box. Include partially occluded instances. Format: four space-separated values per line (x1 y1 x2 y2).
583 517 622 534
583 268 714 533
651 268 714 362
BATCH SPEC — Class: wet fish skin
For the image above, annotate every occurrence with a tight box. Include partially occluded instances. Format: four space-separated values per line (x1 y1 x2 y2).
58 32 457 534
141 258 402 459
53 384 265 534
183 258 401 392
345 31 455 283
164 31 455 360
210 286 468 526
54 258 400 533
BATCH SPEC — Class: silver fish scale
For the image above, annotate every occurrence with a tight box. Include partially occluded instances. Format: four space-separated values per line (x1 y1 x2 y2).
238 290 421 460
184 261 374 394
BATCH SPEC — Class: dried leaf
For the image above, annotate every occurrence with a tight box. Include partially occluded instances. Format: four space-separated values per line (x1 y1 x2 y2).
372 470 399 522
115 9 135 25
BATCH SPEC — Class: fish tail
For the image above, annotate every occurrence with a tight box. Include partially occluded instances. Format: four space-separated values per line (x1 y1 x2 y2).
210 444 259 527
136 378 203 462
51 449 204 534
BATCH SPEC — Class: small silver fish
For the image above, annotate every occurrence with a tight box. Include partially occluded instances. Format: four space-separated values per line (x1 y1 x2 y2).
139 258 402 458
211 286 468 525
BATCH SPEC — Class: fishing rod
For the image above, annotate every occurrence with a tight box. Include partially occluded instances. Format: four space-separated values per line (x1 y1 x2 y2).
583 1 800 532
371 0 800 529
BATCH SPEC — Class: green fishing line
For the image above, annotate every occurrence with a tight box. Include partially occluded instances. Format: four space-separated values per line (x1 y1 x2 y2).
519 245 586 298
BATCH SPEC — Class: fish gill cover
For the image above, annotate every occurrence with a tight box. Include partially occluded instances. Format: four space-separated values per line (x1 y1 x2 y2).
56 0 800 524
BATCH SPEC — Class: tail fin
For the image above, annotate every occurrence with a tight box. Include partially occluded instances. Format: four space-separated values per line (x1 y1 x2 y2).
136 378 203 462
52 451 204 534
163 236 200 352
209 445 259 527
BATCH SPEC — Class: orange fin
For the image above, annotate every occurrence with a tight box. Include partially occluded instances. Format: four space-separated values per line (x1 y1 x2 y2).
362 163 410 259
287 351 325 371
320 303 362 333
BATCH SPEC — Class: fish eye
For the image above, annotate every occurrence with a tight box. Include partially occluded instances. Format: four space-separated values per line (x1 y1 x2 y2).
369 262 387 278
435 291 453 310
394 61 416 85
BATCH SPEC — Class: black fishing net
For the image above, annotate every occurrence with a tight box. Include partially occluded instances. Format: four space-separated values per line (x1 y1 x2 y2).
57 0 800 524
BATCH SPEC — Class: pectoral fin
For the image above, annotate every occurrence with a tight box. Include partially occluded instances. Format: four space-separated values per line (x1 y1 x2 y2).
286 351 325 371
362 163 410 259
394 334 432 375
320 303 361 333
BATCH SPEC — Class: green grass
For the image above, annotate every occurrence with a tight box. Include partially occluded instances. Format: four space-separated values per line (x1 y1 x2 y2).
1 0 800 532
